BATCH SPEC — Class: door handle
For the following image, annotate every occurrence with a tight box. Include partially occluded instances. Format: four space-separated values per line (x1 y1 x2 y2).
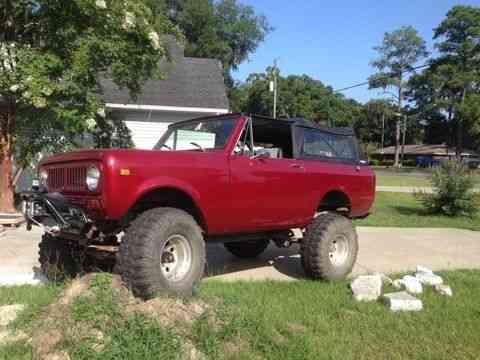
290 163 304 169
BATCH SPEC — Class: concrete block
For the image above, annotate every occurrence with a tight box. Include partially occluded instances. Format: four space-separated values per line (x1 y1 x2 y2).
415 272 443 286
383 291 423 312
350 275 383 302
402 275 423 294
434 284 453 297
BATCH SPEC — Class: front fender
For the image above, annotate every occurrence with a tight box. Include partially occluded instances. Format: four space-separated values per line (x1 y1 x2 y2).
104 175 203 221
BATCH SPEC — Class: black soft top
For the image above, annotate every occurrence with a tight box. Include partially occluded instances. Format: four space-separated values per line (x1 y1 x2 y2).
170 112 355 136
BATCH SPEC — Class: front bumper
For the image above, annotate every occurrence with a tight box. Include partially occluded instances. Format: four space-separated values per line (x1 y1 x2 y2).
22 191 91 239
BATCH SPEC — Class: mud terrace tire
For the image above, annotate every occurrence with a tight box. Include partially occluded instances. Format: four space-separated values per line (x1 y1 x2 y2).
301 212 358 281
224 239 270 258
117 207 205 299
39 234 83 281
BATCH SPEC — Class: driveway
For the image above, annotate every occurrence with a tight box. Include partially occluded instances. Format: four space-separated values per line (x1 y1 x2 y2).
1 226 480 285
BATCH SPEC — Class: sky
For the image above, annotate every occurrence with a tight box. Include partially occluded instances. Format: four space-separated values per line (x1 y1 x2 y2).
234 0 480 104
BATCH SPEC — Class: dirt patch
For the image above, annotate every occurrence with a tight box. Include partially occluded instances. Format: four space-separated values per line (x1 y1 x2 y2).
44 351 71 360
286 322 307 334
61 274 94 305
31 328 63 358
271 328 287 345
127 297 208 329
222 336 250 356
26 274 215 359
0 329 28 345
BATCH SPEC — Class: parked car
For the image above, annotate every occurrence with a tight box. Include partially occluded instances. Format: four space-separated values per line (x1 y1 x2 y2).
465 158 480 170
23 114 375 298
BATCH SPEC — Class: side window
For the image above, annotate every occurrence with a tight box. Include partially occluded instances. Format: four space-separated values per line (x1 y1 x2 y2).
233 118 294 159
302 129 357 161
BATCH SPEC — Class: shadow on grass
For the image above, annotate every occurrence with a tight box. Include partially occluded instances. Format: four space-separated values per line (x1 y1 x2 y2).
392 205 431 217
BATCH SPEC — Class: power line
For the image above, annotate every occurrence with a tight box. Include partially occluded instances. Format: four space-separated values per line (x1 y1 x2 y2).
334 63 430 93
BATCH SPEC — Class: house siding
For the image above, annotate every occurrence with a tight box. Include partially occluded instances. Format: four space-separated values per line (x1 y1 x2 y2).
112 109 225 149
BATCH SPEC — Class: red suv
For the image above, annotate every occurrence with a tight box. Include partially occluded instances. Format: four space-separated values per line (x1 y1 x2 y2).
24 114 375 298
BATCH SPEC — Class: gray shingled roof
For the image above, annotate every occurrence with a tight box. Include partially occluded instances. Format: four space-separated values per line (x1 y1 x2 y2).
101 57 229 110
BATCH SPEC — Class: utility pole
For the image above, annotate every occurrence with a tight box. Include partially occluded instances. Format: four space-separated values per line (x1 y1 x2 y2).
381 110 385 153
269 59 278 118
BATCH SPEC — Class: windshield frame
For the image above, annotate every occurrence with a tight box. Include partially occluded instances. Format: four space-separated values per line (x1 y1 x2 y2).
154 115 242 153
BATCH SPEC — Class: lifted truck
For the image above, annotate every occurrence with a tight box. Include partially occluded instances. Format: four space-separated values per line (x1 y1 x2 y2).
23 114 375 298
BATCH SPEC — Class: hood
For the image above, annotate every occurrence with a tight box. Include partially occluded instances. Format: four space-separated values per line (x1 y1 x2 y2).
40 149 157 166
40 148 222 167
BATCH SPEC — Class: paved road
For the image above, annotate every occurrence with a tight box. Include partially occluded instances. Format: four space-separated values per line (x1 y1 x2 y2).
2 226 480 285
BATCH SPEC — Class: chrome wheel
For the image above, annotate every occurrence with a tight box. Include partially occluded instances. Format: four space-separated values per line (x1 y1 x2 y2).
329 234 349 266
160 234 192 282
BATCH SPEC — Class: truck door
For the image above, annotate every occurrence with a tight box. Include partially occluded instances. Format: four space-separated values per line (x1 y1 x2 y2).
228 118 310 233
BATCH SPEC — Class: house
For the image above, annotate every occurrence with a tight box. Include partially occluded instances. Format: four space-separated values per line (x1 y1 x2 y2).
373 144 479 166
101 38 229 149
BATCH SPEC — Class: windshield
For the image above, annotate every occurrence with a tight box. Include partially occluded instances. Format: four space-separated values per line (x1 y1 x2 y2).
154 117 238 151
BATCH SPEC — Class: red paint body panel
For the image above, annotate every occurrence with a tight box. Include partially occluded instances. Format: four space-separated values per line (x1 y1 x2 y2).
40 115 375 235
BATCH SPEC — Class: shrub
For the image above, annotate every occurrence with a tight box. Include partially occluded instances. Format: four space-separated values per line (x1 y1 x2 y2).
416 160 478 217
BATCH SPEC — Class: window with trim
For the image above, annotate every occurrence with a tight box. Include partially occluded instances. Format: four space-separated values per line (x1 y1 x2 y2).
301 128 357 161
234 118 294 159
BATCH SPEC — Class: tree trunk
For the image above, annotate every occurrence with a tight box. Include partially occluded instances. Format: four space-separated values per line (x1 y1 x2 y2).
455 87 467 160
394 120 400 166
400 115 407 165
0 100 16 214
394 81 403 167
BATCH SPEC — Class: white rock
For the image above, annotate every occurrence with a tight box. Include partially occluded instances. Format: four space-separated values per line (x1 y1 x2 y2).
0 304 25 327
392 279 404 290
434 284 453 297
383 291 423 312
374 272 393 286
350 275 383 302
416 265 434 274
402 275 423 294
415 272 443 286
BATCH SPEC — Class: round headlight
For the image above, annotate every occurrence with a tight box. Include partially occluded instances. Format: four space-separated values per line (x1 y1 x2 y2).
39 169 48 186
86 165 101 191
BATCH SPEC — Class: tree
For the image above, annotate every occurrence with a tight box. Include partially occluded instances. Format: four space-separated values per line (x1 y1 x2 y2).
433 5 480 157
164 0 272 87
234 68 363 128
369 26 429 167
0 0 176 212
355 99 396 149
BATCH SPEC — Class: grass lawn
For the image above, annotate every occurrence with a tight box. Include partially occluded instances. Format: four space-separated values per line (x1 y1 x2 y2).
1 271 480 359
375 170 480 188
356 192 480 231
376 174 431 187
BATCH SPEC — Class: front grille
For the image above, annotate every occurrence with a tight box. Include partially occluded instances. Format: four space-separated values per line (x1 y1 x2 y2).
47 166 87 193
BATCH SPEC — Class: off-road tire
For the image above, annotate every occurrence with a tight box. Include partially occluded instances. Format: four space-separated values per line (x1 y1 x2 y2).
116 207 205 299
39 234 84 281
301 212 358 280
224 239 270 258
